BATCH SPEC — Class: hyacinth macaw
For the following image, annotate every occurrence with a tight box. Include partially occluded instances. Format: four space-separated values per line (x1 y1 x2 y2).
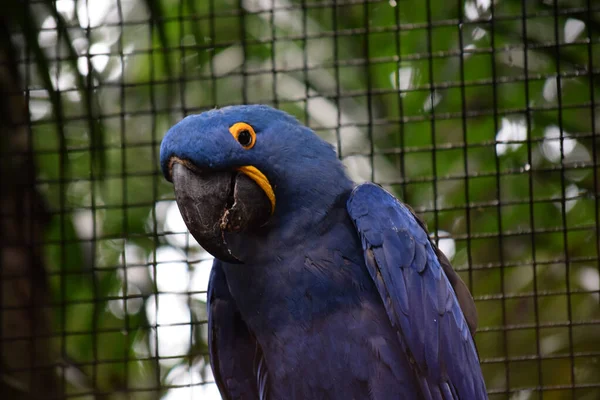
160 105 487 400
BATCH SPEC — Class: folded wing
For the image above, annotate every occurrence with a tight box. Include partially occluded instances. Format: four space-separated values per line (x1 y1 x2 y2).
347 183 487 399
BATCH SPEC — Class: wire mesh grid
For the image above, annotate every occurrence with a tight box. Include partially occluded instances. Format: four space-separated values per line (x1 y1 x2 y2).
1 0 599 399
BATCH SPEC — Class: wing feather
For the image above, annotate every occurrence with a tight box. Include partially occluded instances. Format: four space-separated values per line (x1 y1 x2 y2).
347 183 487 399
207 261 267 400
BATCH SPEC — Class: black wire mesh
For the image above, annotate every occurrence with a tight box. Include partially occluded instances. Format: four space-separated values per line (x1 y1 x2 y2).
1 0 599 399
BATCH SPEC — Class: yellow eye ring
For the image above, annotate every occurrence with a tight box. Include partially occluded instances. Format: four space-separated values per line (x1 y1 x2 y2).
229 122 256 149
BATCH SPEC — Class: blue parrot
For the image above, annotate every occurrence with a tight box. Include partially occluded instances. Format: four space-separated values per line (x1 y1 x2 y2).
160 105 487 400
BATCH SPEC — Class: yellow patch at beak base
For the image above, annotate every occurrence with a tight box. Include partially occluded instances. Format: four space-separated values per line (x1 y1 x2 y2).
236 166 276 214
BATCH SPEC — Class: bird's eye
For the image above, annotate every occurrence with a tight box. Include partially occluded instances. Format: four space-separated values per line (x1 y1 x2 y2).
237 129 252 146
229 122 256 149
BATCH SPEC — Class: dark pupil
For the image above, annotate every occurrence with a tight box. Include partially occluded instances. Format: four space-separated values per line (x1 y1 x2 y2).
238 129 252 146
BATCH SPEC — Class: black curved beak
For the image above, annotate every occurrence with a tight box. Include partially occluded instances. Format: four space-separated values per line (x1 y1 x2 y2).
170 162 272 263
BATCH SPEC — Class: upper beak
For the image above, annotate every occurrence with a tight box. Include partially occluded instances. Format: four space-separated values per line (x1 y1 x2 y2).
170 161 272 263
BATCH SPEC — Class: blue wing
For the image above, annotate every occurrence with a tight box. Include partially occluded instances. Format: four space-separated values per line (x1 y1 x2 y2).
207 261 269 400
347 183 487 399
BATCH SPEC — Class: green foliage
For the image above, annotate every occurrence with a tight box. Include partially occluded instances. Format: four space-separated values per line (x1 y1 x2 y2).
10 0 600 398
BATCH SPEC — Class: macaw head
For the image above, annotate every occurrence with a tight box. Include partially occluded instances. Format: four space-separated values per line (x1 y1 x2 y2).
160 105 353 263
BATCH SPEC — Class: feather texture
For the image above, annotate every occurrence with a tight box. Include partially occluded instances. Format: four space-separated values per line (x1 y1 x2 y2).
347 183 487 399
160 105 488 400
208 262 266 400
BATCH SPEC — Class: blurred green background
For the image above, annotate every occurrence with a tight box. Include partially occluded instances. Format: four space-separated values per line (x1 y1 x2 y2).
1 0 599 399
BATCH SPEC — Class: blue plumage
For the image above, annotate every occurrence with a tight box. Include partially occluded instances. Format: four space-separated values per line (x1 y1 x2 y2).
160 105 487 399
348 184 487 399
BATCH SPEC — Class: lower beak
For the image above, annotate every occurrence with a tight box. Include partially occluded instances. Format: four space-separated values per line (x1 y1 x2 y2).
170 162 272 263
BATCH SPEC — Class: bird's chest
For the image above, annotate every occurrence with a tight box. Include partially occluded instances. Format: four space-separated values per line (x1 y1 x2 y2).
225 251 367 328
248 290 410 400
223 214 366 321
221 239 417 399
